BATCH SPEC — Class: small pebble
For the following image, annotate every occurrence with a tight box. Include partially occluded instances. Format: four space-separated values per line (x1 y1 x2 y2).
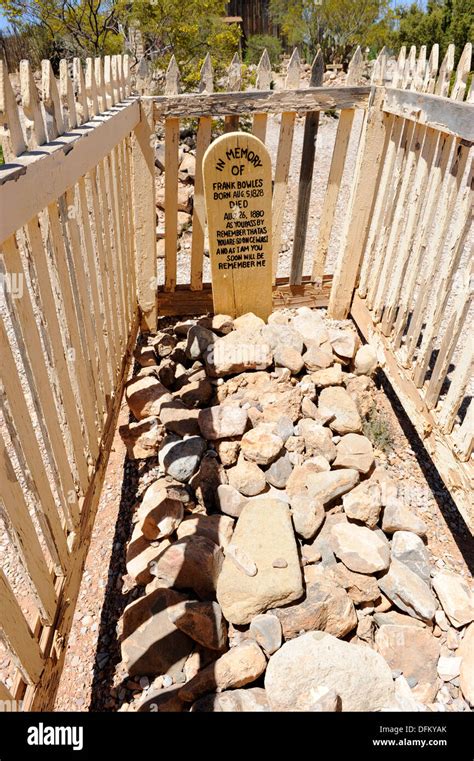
272 558 288 568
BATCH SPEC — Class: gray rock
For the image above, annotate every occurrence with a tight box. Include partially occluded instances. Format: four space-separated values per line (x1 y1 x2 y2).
287 466 359 506
185 324 216 360
249 613 282 655
379 559 437 622
262 323 304 354
159 435 206 482
391 531 431 583
265 451 293 488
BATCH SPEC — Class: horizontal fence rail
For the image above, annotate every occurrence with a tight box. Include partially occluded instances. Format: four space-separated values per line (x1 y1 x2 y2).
0 53 140 709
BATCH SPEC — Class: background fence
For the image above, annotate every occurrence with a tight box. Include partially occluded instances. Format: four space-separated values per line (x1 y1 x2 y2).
0 42 472 709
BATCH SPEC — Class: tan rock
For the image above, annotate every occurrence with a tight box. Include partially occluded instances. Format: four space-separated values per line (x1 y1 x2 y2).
212 314 234 334
126 522 168 585
286 466 359 505
432 571 474 628
125 375 170 420
458 622 474 705
303 343 334 371
274 345 304 374
379 559 437 622
382 500 427 537
214 438 241 466
150 535 224 599
274 566 357 639
375 624 440 703
354 344 378 375
176 513 234 550
190 687 270 712
227 456 266 496
216 499 304 625
217 484 248 517
119 417 165 459
310 364 343 387
168 600 227 651
342 480 382 527
233 312 265 331
331 563 381 605
333 433 374 474
297 418 337 461
179 640 267 702
331 523 390 574
198 406 248 440
205 329 272 376
318 386 362 434
329 329 357 358
240 424 284 465
137 483 184 540
290 494 325 540
158 400 201 437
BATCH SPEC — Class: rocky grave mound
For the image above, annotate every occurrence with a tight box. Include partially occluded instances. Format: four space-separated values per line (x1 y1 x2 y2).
117 307 474 713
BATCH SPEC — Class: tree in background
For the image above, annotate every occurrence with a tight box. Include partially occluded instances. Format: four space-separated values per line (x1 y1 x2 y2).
121 0 240 88
0 0 123 56
392 0 473 63
269 0 392 63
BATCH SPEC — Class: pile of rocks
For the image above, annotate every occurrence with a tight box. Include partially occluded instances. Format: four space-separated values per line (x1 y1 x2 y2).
155 140 197 259
118 306 474 712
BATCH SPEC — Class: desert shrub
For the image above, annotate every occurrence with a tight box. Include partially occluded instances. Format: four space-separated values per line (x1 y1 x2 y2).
245 34 282 68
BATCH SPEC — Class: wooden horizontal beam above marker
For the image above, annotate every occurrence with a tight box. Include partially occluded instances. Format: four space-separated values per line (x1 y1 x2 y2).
150 87 371 119
157 275 333 316
383 87 474 141
0 99 140 245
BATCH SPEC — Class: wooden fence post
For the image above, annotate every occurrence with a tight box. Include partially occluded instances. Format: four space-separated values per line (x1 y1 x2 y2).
327 87 389 319
131 98 157 331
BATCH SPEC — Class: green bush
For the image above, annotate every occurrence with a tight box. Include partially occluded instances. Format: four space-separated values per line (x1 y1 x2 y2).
245 34 282 68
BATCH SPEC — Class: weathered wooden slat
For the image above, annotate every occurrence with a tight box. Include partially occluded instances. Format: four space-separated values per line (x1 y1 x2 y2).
0 570 44 685
451 42 472 101
0 59 26 159
372 119 419 321
435 44 455 97
451 400 473 461
404 140 469 370
95 161 121 367
0 436 57 625
73 58 90 125
225 52 241 132
59 59 77 130
252 49 272 142
94 57 107 112
47 201 99 460
104 55 113 109
0 100 140 245
64 186 104 418
190 56 214 291
351 294 473 531
123 54 131 97
88 166 119 374
20 60 46 148
312 46 363 286
2 234 80 529
422 45 439 94
423 264 473 410
85 58 99 117
77 176 112 401
271 48 301 283
392 130 451 350
290 50 324 285
0 318 69 573
41 60 64 139
25 215 89 490
0 682 14 702
437 341 473 434
151 86 370 119
102 152 127 350
382 88 474 141
411 159 473 386
392 47 406 89
358 114 403 299
131 100 157 330
328 88 390 318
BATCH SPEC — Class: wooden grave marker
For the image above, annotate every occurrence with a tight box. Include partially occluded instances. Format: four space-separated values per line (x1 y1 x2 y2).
203 132 273 320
